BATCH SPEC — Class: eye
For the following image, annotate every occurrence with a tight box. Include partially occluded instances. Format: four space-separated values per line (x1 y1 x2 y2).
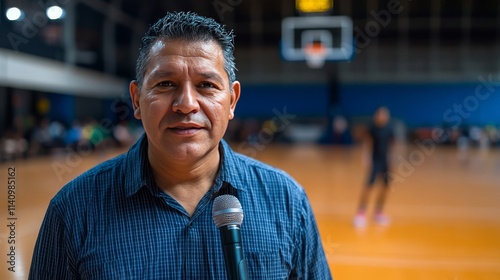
198 82 218 89
157 81 175 87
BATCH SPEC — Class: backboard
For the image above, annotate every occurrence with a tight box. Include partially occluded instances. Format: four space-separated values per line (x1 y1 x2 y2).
281 16 354 66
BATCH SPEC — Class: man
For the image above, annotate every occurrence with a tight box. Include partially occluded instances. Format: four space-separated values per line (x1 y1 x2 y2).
354 106 394 228
29 12 331 279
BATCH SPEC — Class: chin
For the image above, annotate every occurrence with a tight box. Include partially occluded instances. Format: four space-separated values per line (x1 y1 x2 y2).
168 142 213 160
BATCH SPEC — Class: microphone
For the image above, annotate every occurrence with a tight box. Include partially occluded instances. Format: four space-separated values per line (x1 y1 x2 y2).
212 194 249 280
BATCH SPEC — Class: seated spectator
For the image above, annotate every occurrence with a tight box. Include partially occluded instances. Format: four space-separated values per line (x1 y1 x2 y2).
318 115 353 146
65 120 84 150
113 120 134 147
49 120 66 148
1 128 28 161
30 117 54 155
332 115 353 145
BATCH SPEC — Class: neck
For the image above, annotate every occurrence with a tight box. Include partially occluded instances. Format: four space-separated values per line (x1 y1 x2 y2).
147 143 221 216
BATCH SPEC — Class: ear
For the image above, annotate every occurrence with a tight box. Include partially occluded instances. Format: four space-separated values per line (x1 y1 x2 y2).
129 81 142 120
228 81 241 120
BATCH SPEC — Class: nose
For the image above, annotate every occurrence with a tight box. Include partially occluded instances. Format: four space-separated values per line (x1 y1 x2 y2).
172 84 200 114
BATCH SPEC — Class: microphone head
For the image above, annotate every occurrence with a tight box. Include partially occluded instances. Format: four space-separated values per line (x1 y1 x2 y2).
212 194 244 228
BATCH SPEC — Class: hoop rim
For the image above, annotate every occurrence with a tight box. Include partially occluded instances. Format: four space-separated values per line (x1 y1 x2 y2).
303 42 327 68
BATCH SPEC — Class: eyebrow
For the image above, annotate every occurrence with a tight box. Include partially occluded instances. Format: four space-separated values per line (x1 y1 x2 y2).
148 70 176 80
148 69 225 85
198 72 225 85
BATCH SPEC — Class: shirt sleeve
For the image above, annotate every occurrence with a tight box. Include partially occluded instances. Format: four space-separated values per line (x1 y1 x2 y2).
292 191 333 279
28 201 78 280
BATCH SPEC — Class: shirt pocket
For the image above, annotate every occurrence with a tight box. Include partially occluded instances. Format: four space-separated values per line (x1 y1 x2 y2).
245 251 289 279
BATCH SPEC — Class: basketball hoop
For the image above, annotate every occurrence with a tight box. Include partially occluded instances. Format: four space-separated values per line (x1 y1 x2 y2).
304 42 327 69
281 16 354 64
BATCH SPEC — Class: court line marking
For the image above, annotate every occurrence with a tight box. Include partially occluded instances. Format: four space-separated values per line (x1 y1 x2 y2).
328 255 500 271
313 202 500 221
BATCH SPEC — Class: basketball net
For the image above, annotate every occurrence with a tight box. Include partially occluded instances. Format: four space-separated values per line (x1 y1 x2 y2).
304 42 327 69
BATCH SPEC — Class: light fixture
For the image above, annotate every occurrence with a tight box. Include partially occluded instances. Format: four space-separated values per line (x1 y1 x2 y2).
6 7 23 21
46 6 65 20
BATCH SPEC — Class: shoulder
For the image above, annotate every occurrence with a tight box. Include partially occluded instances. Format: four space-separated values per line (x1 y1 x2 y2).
225 146 310 209
50 153 127 213
224 144 307 202
236 150 301 184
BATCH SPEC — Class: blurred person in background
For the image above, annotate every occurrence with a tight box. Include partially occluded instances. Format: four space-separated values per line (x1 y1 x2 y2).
485 125 499 147
30 117 54 155
1 128 29 161
331 115 353 145
81 117 115 151
354 106 395 228
456 124 470 162
113 119 135 147
29 11 331 279
81 118 99 148
318 114 353 146
64 120 84 150
49 119 66 148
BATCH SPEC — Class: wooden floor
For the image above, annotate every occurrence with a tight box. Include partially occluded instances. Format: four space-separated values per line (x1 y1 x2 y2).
1 142 500 279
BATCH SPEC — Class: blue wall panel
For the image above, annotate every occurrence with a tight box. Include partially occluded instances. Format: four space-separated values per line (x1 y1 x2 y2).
340 83 500 127
48 93 75 126
235 84 329 118
236 83 500 127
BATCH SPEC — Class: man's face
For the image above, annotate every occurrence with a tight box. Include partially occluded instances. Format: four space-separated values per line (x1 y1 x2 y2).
130 39 240 163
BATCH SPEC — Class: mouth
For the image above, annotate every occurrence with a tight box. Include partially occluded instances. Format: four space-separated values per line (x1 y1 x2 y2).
168 123 203 135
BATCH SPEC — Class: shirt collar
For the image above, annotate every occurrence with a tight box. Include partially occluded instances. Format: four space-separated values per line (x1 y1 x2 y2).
124 134 245 198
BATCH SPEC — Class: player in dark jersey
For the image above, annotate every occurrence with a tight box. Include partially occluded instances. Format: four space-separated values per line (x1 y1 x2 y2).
354 106 394 228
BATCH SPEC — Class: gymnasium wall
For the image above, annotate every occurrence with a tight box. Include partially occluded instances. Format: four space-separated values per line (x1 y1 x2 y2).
235 83 500 127
340 83 500 128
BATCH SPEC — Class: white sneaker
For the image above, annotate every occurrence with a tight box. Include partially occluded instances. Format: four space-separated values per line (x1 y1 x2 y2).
374 213 390 226
353 213 367 228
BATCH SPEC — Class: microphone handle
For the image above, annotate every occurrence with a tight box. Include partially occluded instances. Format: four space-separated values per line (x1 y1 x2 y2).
220 225 249 280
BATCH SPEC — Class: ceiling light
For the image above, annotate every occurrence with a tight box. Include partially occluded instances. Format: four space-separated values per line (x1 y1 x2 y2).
46 6 64 20
6 7 23 21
